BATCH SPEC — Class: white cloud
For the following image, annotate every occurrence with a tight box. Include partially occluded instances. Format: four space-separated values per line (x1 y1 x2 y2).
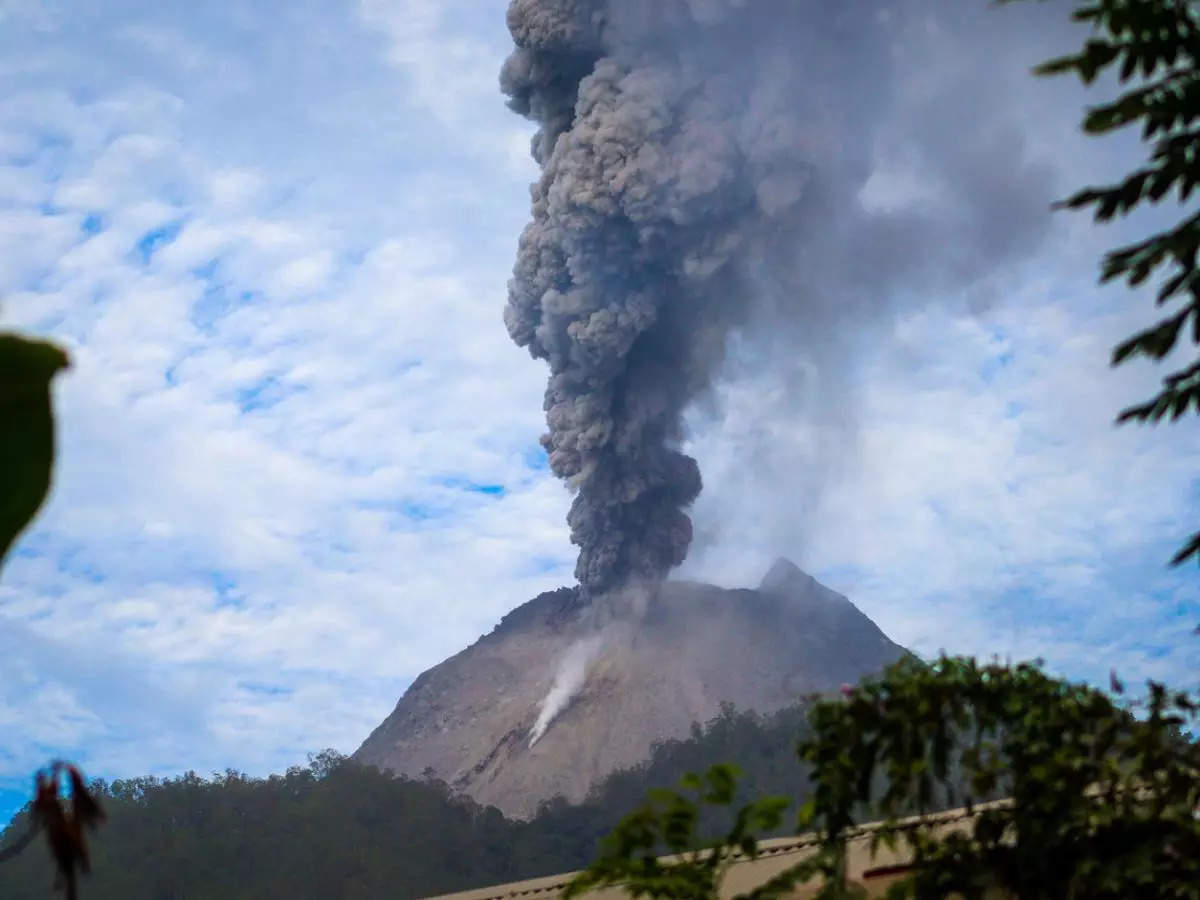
357 0 539 174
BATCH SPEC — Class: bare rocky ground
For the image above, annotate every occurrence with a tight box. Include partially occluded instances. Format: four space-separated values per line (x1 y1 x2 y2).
353 559 907 819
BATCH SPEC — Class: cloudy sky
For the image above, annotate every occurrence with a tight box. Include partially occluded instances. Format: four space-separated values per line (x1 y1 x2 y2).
0 0 1197 826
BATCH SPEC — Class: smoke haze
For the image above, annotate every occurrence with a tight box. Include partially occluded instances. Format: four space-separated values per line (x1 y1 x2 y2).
501 0 1069 596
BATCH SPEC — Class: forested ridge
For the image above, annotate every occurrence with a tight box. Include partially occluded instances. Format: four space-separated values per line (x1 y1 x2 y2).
0 702 814 899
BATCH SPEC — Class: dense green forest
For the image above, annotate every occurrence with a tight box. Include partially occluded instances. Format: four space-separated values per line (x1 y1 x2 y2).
0 702 815 900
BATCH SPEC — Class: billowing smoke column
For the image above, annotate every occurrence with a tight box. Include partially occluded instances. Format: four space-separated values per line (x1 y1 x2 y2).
501 0 896 596
500 0 1060 597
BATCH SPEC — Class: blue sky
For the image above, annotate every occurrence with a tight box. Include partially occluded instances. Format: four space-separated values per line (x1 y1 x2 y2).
0 0 1197 828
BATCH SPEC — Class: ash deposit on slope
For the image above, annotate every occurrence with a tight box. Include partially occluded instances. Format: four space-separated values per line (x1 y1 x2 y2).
354 561 906 819
500 0 1066 598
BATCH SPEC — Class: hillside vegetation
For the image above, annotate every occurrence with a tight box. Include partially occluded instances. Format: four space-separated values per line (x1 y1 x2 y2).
0 703 814 900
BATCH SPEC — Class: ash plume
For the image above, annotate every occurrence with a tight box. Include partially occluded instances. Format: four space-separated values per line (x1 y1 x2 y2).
501 0 1064 596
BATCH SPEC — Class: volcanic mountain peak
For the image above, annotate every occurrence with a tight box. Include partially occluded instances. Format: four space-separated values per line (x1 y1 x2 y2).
759 556 810 593
354 561 905 819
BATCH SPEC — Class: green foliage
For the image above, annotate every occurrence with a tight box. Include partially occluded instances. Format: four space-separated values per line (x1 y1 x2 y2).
802 656 1200 900
572 656 1200 900
0 702 816 899
582 702 815 840
0 332 69 568
995 0 1200 564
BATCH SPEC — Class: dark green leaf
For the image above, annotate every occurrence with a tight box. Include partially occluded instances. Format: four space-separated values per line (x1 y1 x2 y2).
1169 530 1200 565
0 333 69 571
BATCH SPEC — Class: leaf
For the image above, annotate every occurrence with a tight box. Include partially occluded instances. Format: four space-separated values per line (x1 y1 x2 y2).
1156 269 1190 304
1111 307 1191 366
796 797 817 829
1169 530 1200 566
0 334 69 571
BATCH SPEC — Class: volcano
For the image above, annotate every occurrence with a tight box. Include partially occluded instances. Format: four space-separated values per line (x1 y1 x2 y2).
353 560 906 819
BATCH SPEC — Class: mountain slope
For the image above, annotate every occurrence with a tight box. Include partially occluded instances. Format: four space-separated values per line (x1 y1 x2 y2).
354 560 905 819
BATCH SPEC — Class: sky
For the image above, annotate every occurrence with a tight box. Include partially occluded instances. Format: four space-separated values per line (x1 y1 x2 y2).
0 0 1197 828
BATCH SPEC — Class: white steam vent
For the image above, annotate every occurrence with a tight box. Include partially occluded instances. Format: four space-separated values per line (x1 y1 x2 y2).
529 634 605 747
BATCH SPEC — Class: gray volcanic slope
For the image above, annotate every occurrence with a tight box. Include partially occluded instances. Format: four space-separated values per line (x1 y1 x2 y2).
353 559 906 819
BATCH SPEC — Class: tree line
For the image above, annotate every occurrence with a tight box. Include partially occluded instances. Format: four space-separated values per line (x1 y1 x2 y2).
0 702 818 899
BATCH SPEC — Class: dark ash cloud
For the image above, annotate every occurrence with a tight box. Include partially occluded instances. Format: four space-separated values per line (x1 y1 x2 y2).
500 0 1068 596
